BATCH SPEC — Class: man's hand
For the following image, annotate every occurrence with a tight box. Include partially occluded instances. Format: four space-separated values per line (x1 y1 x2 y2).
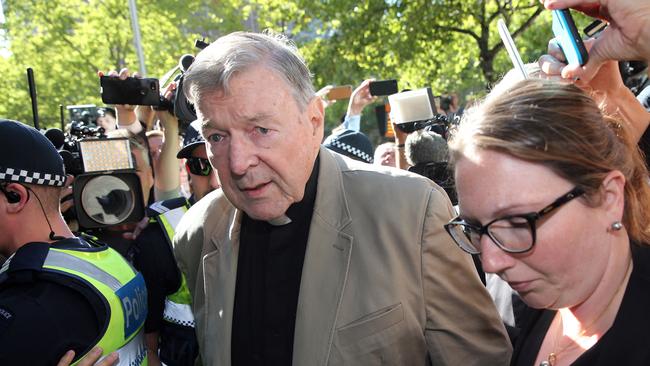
315 85 337 109
155 81 179 130
347 79 377 117
122 215 150 241
98 68 139 127
542 0 650 82
57 347 118 366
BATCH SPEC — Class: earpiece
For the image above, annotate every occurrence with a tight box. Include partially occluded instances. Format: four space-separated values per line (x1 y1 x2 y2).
0 185 20 203
5 190 20 203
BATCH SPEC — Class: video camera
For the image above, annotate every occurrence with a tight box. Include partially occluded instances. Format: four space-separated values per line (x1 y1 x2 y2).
388 88 449 138
99 39 210 130
45 105 145 230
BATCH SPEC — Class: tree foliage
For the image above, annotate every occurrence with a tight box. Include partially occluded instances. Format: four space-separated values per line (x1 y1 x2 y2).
0 0 563 131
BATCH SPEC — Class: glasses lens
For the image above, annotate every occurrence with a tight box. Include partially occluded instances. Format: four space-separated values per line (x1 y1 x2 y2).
446 223 481 254
487 217 534 252
187 158 212 176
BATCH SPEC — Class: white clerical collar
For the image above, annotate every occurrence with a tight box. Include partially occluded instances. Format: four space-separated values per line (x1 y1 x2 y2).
267 214 292 226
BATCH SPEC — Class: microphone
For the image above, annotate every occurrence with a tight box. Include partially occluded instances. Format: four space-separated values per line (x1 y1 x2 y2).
44 128 65 150
179 54 195 72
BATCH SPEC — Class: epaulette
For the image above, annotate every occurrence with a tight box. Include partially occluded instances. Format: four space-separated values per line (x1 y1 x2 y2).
146 197 191 218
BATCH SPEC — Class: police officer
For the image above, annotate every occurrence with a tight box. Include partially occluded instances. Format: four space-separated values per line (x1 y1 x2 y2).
0 120 148 366
132 120 219 366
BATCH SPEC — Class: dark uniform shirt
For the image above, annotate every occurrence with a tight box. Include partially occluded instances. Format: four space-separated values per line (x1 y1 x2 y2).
0 238 107 366
132 222 182 333
232 157 320 366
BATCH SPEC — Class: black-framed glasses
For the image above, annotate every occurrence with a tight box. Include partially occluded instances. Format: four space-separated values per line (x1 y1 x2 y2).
444 187 585 255
186 157 212 176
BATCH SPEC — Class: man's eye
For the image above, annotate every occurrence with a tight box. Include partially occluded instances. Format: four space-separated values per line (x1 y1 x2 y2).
256 127 270 135
207 134 223 143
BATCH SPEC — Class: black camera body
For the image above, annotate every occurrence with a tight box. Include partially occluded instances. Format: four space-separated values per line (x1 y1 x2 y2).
47 115 145 230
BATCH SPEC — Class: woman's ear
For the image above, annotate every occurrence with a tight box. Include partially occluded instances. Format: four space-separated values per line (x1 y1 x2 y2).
600 170 626 219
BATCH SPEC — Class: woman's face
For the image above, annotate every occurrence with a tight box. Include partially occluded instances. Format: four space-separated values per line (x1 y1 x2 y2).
454 149 611 309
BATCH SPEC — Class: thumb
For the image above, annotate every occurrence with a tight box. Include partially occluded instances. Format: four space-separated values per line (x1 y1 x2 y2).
561 36 609 83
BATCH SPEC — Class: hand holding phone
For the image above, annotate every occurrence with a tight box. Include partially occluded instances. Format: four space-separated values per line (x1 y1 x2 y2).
100 76 160 106
551 9 589 66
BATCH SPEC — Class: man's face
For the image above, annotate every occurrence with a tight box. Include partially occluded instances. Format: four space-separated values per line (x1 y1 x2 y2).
97 115 117 132
188 144 220 201
198 65 323 221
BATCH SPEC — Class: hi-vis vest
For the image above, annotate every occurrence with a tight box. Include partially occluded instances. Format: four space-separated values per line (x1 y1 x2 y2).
0 240 148 366
147 197 195 328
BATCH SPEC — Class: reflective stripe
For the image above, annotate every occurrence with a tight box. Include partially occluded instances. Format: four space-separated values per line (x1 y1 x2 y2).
0 254 13 274
96 329 147 366
163 299 195 327
44 250 123 291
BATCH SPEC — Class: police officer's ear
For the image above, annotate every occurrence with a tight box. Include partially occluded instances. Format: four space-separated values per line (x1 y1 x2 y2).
1 183 29 212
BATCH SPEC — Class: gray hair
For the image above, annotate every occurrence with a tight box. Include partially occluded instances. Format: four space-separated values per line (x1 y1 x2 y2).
405 130 449 166
183 31 315 111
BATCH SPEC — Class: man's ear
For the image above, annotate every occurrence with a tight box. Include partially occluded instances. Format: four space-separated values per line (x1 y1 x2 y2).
307 96 325 138
600 170 626 219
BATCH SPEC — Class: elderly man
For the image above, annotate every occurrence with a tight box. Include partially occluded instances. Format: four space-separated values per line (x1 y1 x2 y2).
173 31 511 366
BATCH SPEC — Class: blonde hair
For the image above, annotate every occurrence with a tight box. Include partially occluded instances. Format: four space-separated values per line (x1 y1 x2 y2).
449 79 650 244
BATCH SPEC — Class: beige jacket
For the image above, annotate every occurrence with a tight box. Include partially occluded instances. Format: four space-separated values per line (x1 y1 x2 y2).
173 147 512 366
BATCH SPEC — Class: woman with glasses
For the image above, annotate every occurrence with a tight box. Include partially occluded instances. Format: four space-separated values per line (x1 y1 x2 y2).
445 78 650 365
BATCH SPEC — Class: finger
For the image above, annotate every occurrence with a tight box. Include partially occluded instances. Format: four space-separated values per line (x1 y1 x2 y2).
547 38 566 63
56 350 75 366
64 174 75 187
97 71 105 77
538 54 565 77
80 347 104 366
107 70 119 77
100 353 119 366
118 68 130 80
97 352 119 366
543 0 603 18
61 199 73 214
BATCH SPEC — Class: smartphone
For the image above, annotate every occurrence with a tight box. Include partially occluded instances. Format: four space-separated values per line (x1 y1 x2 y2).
552 9 589 66
100 76 160 106
327 85 353 100
369 79 398 96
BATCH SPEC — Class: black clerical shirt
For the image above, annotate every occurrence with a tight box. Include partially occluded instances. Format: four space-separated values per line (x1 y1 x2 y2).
231 156 320 366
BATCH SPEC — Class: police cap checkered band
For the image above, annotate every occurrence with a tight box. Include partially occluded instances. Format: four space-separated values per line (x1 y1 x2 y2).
329 140 373 163
0 120 66 187
323 129 374 164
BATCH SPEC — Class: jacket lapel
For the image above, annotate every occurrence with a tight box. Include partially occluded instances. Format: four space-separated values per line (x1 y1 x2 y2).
293 148 353 366
203 208 243 366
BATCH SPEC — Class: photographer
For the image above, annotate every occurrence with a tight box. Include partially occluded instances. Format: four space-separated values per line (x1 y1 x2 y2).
405 129 457 205
0 120 145 366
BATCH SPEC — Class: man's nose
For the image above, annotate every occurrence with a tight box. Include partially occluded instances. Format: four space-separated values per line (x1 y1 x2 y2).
228 136 258 176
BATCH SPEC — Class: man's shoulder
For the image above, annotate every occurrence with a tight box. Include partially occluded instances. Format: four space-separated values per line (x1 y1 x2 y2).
175 189 235 243
331 152 445 197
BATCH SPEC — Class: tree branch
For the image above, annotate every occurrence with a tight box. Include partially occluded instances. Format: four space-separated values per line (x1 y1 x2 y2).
432 25 481 43
488 6 544 55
